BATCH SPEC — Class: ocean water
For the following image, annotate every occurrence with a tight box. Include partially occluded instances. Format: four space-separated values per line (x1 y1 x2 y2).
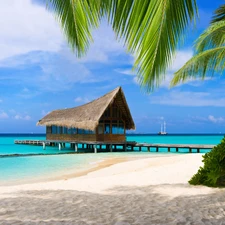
0 134 223 185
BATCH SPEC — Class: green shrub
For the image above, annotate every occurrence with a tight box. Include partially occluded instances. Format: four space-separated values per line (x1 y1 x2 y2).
189 136 225 187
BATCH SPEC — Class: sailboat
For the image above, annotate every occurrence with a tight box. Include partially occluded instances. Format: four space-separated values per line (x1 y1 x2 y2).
158 121 167 135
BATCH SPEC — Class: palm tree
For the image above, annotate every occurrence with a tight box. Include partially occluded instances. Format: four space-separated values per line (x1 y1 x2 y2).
171 4 225 86
47 0 198 92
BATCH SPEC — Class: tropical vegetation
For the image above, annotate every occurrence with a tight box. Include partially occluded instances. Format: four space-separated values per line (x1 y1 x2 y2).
189 136 225 187
47 0 198 91
172 4 225 86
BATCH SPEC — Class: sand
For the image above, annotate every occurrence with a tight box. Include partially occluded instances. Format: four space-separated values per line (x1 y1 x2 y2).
0 153 224 225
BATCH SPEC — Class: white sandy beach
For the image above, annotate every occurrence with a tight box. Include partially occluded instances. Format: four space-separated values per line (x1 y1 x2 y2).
0 154 224 225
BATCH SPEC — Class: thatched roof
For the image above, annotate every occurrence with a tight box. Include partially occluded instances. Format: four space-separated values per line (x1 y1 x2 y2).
37 87 135 131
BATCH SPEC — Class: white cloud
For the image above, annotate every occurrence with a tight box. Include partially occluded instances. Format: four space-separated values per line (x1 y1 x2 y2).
14 115 21 120
189 115 225 124
169 50 193 71
208 115 225 123
14 114 31 120
79 22 125 63
0 112 9 119
0 0 63 61
115 69 135 76
24 115 31 121
150 91 225 107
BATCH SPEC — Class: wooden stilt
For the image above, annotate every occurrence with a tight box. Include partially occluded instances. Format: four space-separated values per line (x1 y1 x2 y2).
59 143 61 151
110 144 112 152
43 142 46 150
94 145 97 153
75 143 78 152
168 147 170 152
156 147 159 152
176 147 178 152
197 148 200 153
147 146 150 152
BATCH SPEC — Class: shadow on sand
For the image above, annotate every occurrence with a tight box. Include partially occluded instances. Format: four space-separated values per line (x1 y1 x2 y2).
0 184 225 225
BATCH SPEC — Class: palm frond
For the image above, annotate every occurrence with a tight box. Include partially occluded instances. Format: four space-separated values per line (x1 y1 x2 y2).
47 0 101 57
104 0 198 91
171 46 225 86
195 21 225 53
48 0 198 91
211 4 225 23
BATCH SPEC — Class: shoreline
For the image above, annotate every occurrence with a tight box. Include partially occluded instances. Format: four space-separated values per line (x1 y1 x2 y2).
1 153 224 224
0 152 175 187
0 153 204 192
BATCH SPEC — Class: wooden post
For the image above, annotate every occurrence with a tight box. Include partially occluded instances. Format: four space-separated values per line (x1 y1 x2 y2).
156 147 159 152
139 146 141 151
124 144 127 151
75 143 78 152
43 142 46 150
176 147 178 152
147 146 150 152
131 145 134 151
59 143 61 151
110 144 112 152
189 148 191 153
94 145 97 153
197 148 200 153
168 147 170 152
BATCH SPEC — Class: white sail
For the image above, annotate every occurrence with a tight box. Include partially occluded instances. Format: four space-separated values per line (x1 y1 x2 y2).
158 121 167 135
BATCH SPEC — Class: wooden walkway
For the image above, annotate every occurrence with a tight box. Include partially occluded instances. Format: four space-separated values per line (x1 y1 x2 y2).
14 140 215 153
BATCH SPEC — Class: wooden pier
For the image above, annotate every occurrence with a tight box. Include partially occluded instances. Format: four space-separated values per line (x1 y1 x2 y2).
14 140 215 154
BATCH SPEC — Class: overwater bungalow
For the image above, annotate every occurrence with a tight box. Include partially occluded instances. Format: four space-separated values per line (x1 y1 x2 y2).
37 87 135 143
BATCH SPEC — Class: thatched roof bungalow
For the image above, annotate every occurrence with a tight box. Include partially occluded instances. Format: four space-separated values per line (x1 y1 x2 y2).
38 87 135 142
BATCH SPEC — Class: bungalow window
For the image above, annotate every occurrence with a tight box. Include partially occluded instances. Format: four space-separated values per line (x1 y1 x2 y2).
89 130 95 134
63 127 68 134
78 129 83 134
52 126 57 134
47 126 51 134
118 122 124 134
67 128 72 134
57 126 62 134
112 124 118 134
72 128 77 134
112 121 124 134
84 129 92 134
98 124 104 134
104 123 110 134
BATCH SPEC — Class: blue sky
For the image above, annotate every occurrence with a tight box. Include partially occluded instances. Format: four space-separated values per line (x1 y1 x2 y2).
0 0 225 133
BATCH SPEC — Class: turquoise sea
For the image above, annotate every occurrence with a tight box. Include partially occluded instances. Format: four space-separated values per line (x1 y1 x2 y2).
0 134 223 185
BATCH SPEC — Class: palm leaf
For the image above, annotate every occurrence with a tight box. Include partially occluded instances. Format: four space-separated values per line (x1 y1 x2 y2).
195 21 225 53
47 0 198 91
171 46 225 86
211 4 225 24
47 0 101 57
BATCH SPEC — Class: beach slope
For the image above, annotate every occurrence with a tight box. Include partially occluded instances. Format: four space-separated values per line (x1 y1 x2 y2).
0 154 224 225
